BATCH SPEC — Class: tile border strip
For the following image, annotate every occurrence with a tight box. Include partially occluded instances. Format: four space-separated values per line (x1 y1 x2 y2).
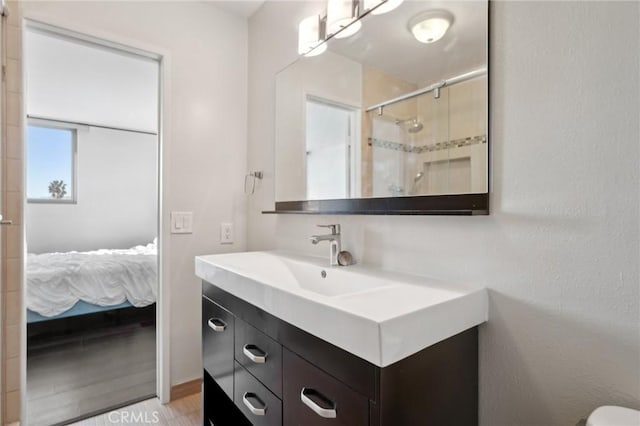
370 134 487 153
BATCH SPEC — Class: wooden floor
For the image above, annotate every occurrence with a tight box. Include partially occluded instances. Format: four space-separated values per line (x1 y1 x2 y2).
27 324 156 426
69 393 202 426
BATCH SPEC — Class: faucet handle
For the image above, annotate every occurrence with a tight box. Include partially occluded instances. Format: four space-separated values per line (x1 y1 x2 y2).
317 224 340 235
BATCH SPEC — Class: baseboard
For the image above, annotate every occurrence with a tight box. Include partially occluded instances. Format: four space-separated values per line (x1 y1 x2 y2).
170 378 202 401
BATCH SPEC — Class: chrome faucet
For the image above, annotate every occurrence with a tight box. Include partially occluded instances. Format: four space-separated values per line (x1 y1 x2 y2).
310 224 341 266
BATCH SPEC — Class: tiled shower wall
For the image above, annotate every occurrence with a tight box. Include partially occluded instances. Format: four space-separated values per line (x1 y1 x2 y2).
2 1 24 424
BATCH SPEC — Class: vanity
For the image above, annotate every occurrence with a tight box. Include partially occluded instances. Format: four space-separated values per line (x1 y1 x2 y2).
198 0 490 422
196 251 487 425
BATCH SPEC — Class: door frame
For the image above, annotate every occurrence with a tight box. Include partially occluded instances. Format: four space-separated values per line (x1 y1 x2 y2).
20 17 172 422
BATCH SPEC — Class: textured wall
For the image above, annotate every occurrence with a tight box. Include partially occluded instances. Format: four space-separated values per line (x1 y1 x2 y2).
247 2 640 425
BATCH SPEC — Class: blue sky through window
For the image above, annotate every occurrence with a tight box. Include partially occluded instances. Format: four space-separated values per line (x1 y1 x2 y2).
27 126 74 200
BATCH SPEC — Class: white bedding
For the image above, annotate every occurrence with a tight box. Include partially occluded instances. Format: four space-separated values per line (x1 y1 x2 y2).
27 241 157 317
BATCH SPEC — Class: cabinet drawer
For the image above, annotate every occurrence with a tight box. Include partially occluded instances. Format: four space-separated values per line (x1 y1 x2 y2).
235 317 283 397
202 296 235 401
283 349 369 426
234 362 283 426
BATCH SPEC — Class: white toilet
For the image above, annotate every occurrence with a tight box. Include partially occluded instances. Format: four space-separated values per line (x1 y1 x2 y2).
587 406 640 426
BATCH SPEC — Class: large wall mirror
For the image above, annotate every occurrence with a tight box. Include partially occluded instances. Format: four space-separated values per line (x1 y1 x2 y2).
273 0 489 215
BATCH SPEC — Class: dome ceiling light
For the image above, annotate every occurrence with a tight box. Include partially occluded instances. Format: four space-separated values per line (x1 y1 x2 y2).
408 10 454 44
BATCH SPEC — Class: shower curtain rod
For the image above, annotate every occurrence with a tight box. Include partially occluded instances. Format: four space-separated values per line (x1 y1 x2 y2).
365 67 487 113
27 115 158 136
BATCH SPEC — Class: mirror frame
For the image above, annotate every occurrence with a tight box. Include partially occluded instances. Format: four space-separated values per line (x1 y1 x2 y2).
266 1 491 216
266 193 489 215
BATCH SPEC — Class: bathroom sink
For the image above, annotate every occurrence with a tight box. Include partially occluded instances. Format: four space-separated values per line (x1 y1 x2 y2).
196 251 396 297
195 251 488 366
279 257 397 297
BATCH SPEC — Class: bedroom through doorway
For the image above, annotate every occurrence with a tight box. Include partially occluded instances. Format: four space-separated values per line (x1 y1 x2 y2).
23 25 160 426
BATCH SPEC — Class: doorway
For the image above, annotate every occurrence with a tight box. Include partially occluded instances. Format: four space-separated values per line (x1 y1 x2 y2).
305 96 359 200
23 24 161 425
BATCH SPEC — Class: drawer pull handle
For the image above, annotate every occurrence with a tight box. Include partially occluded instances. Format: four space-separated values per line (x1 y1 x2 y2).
207 318 226 332
243 344 267 364
242 392 267 416
300 387 337 418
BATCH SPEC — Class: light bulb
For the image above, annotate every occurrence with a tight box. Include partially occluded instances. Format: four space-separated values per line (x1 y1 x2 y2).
298 14 325 56
327 0 357 37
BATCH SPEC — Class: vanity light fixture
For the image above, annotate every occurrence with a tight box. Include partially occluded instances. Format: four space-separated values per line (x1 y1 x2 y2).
327 0 361 39
298 14 328 57
299 0 395 57
363 0 404 15
408 10 453 44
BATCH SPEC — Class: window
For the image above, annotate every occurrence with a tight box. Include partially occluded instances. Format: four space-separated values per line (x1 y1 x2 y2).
27 125 77 203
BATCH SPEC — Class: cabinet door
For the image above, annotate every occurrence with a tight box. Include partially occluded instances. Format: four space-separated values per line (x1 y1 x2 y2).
202 296 235 400
235 362 282 426
283 349 369 426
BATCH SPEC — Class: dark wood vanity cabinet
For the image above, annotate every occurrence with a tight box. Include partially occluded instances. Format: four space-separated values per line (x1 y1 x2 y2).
202 282 479 426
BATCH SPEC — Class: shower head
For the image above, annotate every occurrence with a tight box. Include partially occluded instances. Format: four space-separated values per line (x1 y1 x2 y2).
407 119 424 133
414 171 424 182
394 117 424 133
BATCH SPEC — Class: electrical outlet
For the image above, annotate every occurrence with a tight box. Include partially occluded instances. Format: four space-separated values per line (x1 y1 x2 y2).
220 222 233 244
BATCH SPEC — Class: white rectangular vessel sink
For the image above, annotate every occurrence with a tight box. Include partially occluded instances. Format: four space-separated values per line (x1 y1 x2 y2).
195 251 488 367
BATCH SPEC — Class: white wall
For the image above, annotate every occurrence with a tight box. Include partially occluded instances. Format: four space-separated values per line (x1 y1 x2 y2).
26 127 157 254
248 2 640 425
22 1 248 388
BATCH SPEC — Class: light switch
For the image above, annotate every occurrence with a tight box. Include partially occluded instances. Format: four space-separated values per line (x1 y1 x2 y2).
171 211 193 234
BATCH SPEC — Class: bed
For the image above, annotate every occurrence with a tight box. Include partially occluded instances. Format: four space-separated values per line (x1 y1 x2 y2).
26 240 157 323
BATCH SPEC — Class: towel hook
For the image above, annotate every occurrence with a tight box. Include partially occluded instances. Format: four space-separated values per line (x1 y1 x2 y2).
244 171 263 195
